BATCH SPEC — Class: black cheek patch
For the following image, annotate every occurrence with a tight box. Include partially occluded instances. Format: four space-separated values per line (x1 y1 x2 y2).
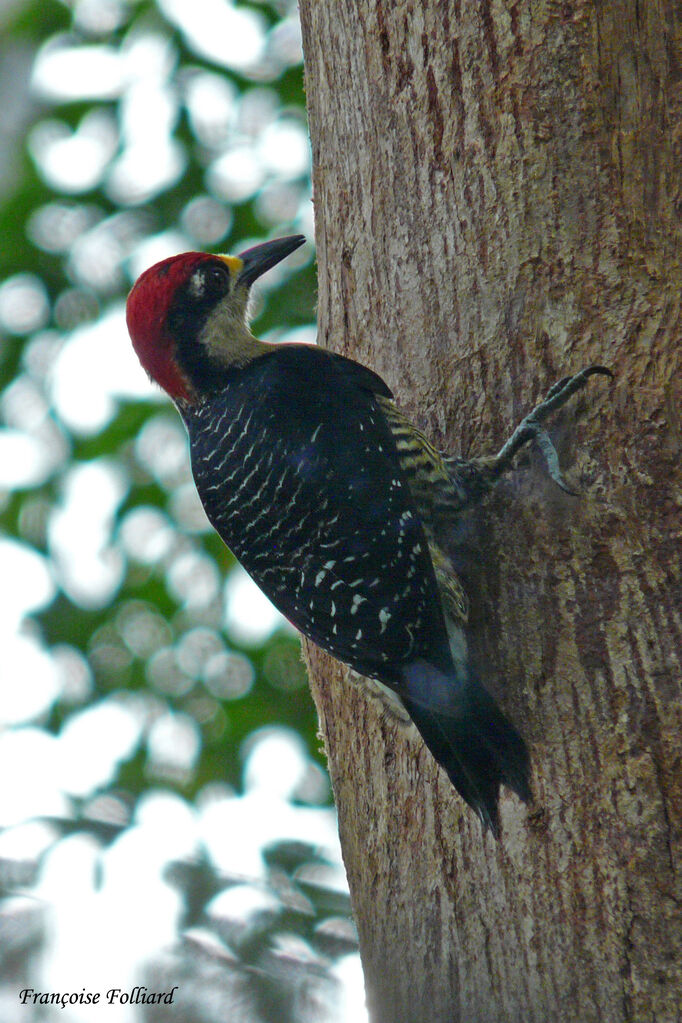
167 283 229 396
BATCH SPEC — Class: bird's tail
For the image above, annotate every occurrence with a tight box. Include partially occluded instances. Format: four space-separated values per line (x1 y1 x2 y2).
400 660 531 837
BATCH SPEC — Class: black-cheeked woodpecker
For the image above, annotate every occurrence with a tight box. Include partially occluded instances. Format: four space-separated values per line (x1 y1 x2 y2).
126 234 611 836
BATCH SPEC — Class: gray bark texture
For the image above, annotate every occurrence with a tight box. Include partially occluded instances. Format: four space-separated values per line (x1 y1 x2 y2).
298 3 681 1022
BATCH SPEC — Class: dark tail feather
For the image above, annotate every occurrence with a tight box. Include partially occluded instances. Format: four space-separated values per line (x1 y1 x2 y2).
401 663 531 837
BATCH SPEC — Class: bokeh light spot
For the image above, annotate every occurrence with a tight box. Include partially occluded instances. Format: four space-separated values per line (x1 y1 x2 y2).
29 112 118 194
203 650 254 701
224 566 287 646
160 0 267 72
0 274 49 335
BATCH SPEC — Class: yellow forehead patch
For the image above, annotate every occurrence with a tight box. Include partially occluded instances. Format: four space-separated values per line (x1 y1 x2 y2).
219 255 244 277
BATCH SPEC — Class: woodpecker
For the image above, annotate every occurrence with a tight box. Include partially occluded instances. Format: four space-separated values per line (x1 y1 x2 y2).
127 234 610 836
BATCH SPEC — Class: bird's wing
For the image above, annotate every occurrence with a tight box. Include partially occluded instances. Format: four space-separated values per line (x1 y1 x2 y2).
188 345 453 680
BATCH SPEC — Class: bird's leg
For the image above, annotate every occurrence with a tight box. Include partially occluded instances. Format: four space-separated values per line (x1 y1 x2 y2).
445 365 613 506
485 365 613 492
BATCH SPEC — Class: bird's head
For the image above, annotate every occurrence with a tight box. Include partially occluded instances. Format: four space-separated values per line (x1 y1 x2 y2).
126 234 306 404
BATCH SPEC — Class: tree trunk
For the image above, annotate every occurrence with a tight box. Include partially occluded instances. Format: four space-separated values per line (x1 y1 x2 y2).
298 3 681 1022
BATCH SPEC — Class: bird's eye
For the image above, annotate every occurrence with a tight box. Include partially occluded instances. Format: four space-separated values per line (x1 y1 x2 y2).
205 264 230 290
188 263 230 301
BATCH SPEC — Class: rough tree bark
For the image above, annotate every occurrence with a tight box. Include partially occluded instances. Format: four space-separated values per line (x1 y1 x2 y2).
298 3 681 1022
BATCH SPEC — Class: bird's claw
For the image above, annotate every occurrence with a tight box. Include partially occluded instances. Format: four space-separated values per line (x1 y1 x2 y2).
530 424 579 494
531 365 613 422
491 365 613 491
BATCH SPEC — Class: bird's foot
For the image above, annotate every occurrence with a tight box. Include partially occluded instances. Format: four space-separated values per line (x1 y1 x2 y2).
489 365 613 494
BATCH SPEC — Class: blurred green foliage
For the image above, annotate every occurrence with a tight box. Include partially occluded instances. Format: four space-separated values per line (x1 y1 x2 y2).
0 0 322 810
0 8 369 1019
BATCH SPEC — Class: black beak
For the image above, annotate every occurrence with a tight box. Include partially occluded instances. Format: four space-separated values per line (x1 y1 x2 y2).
237 235 306 287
